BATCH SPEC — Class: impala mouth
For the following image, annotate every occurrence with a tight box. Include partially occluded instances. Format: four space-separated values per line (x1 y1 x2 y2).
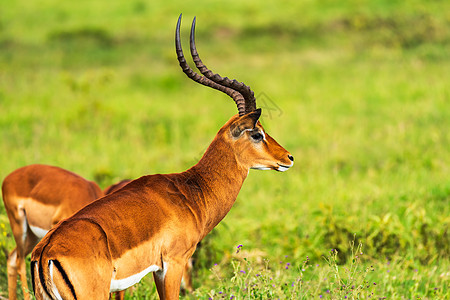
251 162 293 172
251 166 271 171
277 163 293 172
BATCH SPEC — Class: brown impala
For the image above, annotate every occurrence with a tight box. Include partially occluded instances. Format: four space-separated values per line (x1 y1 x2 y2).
2 164 103 300
31 15 293 300
2 164 136 300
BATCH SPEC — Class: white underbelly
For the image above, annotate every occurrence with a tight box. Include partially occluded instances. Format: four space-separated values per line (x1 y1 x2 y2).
29 224 49 239
110 264 161 292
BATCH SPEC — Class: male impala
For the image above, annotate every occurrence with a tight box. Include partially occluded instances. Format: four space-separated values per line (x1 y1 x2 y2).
2 164 129 300
31 15 293 300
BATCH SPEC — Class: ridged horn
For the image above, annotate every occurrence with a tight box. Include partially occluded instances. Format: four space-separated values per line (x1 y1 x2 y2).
189 17 257 114
176 14 246 116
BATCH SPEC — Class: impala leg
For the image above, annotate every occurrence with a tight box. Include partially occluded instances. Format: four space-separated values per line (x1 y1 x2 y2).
19 230 39 300
153 262 184 300
7 247 19 300
181 259 194 294
8 247 32 300
111 290 125 300
8 209 35 300
17 251 31 300
5 204 25 300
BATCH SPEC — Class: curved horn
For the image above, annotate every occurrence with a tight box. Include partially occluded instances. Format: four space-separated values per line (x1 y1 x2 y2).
189 17 257 114
176 14 246 116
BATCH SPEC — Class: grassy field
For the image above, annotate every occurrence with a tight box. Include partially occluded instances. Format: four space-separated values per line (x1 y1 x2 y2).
1 0 449 298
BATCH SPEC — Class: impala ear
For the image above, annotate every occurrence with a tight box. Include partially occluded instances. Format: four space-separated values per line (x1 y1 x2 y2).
230 108 262 138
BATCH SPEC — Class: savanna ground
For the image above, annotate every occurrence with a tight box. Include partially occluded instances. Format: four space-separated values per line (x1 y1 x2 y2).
0 0 449 299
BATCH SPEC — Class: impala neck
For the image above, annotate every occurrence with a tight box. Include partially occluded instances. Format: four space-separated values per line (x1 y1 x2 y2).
187 133 248 235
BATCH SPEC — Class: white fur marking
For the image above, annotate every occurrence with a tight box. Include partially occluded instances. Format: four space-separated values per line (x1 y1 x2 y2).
260 130 266 141
251 166 271 170
153 261 169 285
277 165 290 172
29 225 49 239
277 161 294 172
161 261 169 279
49 261 64 300
8 249 17 266
244 128 267 141
110 264 161 292
18 206 27 244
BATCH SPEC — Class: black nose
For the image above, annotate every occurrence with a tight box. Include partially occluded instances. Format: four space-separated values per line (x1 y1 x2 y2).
288 155 294 162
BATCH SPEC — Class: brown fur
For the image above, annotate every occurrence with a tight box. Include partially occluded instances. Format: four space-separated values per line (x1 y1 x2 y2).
2 164 103 300
103 179 132 195
1 164 132 300
31 112 293 299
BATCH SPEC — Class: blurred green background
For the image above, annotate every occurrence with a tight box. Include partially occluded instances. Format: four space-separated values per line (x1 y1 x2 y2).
1 0 449 298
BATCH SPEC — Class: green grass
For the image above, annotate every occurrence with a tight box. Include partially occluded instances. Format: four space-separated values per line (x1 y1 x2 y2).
1 0 449 298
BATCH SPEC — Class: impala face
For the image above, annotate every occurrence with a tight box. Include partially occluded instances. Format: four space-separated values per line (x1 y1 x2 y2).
226 109 294 172
246 126 294 172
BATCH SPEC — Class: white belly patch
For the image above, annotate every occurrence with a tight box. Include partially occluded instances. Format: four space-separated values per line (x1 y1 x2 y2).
110 264 161 292
29 225 49 239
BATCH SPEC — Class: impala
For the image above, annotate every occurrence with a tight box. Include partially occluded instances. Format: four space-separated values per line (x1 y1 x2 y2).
2 164 103 300
2 164 128 300
31 15 293 300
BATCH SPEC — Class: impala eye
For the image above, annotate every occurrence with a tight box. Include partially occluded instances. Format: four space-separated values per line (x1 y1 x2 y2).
250 132 264 142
